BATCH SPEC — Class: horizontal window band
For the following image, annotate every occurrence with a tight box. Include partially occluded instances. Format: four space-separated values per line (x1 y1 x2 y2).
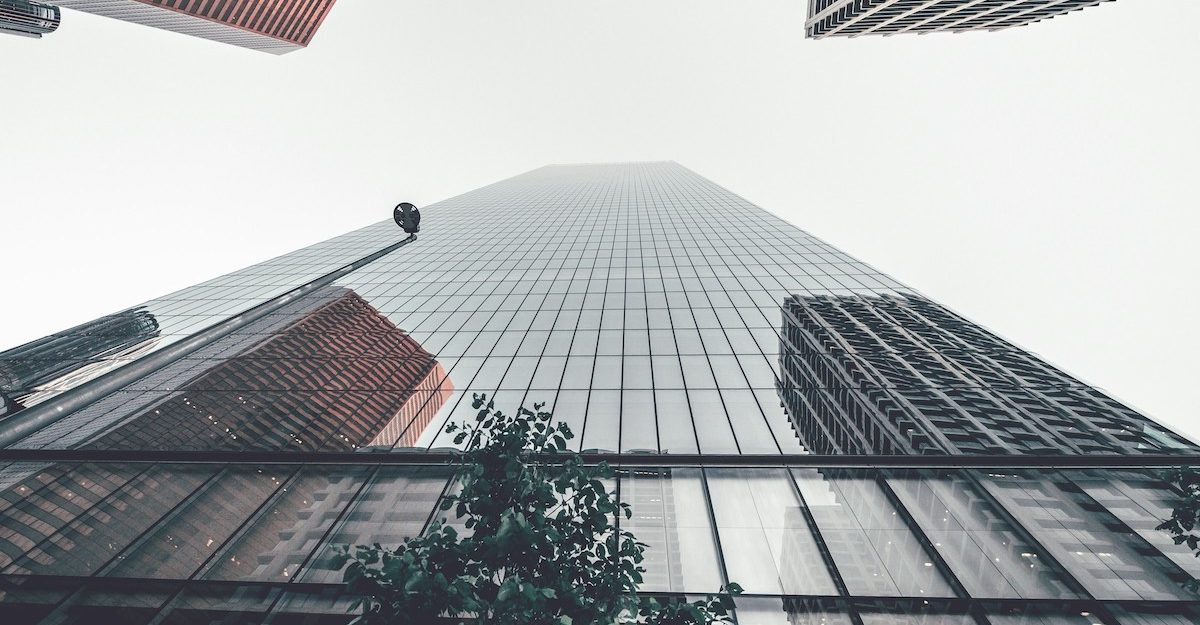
1 449 1199 468
2 573 1199 609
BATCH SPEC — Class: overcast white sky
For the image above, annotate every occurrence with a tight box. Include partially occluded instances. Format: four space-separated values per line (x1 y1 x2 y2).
1 0 1197 441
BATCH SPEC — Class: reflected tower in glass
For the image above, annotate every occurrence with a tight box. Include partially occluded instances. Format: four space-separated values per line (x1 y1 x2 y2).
0 162 1197 624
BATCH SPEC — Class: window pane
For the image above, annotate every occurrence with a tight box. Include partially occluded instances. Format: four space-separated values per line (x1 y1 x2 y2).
707 468 836 595
620 468 722 593
792 468 954 597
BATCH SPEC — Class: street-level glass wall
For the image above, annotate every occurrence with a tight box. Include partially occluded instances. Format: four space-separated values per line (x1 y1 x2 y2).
0 462 1197 623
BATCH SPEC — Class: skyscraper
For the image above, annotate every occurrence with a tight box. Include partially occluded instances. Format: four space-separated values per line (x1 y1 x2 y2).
43 0 337 53
0 0 59 38
805 0 1112 38
0 163 1197 623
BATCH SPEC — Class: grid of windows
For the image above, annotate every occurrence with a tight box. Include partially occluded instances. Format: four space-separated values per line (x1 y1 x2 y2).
804 0 1113 38
52 0 336 53
0 162 1196 622
0 463 1196 622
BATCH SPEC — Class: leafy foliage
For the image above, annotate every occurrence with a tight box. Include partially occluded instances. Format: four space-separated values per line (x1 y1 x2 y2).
334 393 741 624
1158 466 1200 555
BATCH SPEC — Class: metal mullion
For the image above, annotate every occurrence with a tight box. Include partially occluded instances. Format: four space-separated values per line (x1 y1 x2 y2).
868 472 983 625
1052 468 1200 591
697 468 734 591
653 185 740 447
507 204 591 418
649 188 704 455
577 190 622 450
8 449 1200 469
782 466 866 625
91 464 233 577
249 463 389 625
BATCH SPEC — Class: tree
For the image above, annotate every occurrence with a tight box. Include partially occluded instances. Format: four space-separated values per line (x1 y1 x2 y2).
1158 466 1200 570
334 393 742 625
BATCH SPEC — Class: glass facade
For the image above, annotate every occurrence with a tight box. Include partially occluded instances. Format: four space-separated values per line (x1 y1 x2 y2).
0 162 1197 623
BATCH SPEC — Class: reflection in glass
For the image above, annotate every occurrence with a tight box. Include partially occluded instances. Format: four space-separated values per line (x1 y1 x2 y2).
14 287 452 452
885 469 1077 599
299 467 451 583
774 293 1197 456
792 469 953 597
203 465 369 582
2 464 216 577
1065 469 1200 582
0 308 160 417
978 470 1194 600
102 466 295 579
733 597 852 625
706 468 836 595
619 468 722 593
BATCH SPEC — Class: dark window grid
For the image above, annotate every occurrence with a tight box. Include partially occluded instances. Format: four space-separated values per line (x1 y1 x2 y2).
1068 470 1200 581
784 299 1015 455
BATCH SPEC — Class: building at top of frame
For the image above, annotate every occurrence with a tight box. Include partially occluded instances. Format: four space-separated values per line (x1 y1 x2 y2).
0 0 60 38
29 0 337 53
805 0 1115 38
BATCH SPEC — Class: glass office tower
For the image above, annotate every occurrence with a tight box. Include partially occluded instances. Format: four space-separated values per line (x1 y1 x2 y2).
0 162 1197 623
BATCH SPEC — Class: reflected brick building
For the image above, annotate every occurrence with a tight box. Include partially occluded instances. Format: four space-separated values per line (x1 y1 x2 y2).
0 286 451 579
87 288 450 452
